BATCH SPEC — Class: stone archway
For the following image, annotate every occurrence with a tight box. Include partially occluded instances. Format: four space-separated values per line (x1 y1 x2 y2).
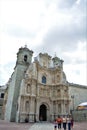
39 104 47 121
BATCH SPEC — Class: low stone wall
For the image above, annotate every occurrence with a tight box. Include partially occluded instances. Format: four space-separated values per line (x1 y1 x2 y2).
72 110 87 122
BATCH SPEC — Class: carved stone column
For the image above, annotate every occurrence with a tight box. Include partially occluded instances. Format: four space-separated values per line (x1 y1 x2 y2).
35 98 40 122
56 101 58 115
61 101 64 115
29 97 35 122
50 101 54 121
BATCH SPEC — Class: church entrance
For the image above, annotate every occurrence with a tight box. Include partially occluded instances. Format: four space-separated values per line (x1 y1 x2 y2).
39 104 47 121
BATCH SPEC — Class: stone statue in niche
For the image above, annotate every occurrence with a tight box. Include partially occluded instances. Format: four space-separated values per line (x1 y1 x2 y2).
27 84 31 93
57 75 60 83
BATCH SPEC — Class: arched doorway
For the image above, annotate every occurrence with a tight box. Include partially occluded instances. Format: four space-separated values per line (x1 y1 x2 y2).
39 104 47 121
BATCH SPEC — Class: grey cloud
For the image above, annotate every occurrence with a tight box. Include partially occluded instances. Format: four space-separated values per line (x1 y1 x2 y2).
62 55 86 64
74 59 86 64
34 14 86 63
75 70 80 75
6 25 36 38
4 62 15 69
57 0 87 10
57 0 77 8
78 0 87 10
42 22 86 52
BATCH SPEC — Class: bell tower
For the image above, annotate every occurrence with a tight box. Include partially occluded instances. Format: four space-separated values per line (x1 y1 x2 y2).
5 46 33 122
52 56 64 68
16 46 33 66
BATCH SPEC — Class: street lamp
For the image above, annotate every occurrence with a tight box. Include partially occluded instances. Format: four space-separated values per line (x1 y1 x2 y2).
71 95 74 110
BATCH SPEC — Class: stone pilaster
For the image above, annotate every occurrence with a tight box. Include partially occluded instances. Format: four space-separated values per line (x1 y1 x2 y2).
29 97 35 122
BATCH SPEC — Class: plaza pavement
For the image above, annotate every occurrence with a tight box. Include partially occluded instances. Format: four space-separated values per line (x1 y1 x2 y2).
0 120 33 130
29 122 54 130
0 120 87 130
29 122 87 130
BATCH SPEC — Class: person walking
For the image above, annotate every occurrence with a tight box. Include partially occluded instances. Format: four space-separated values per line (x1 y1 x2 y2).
71 116 74 128
67 115 72 130
62 115 67 130
57 115 62 130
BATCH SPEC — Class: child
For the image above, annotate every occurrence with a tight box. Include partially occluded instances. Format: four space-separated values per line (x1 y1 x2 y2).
54 119 57 130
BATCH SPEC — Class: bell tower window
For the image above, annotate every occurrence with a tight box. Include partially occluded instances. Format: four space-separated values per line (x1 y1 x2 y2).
24 55 27 62
1 93 4 98
42 76 46 84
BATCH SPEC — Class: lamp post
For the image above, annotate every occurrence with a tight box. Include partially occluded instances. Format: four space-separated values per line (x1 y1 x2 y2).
71 95 74 111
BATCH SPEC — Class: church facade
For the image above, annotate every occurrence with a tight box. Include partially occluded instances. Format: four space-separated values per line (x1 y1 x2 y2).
4 46 87 122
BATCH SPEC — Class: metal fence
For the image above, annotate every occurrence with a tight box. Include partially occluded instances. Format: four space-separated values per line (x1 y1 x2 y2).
72 110 87 122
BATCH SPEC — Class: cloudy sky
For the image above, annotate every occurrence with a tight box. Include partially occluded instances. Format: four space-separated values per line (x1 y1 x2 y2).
0 0 87 85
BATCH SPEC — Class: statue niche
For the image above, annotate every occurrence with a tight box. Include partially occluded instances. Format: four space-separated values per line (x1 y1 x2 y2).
26 84 31 93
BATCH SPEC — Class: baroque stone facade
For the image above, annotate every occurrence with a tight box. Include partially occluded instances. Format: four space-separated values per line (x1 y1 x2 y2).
3 46 87 122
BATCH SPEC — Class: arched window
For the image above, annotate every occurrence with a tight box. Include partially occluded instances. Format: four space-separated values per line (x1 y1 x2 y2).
24 55 27 62
42 76 46 84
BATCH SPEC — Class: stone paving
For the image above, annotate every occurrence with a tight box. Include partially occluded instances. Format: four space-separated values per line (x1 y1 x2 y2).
29 122 87 130
0 120 33 130
0 120 87 130
29 122 54 130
